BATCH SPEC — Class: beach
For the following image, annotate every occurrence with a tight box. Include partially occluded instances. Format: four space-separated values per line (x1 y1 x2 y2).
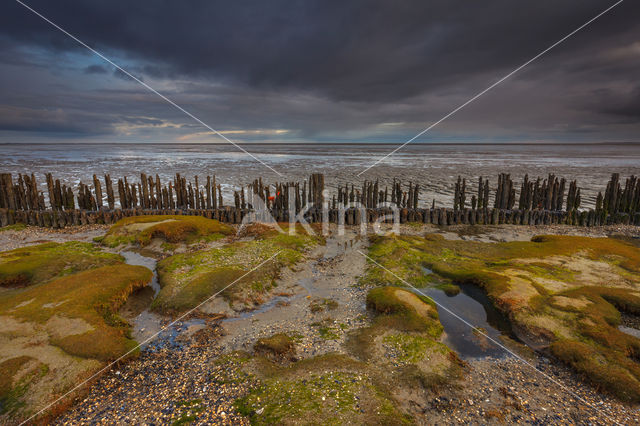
2 221 640 424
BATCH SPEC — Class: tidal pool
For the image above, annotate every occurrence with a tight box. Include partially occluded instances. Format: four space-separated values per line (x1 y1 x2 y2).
415 283 514 359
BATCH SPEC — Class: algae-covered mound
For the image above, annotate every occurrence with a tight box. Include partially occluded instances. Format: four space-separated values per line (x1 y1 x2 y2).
0 241 123 288
351 287 462 391
99 215 234 248
233 353 409 425
366 286 442 335
364 234 640 402
152 224 322 314
0 259 152 421
253 333 297 361
234 288 460 424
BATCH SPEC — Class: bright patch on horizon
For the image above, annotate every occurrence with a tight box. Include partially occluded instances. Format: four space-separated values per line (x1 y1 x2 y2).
177 129 290 141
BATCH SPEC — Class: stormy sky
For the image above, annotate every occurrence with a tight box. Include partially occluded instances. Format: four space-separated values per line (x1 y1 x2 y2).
0 0 639 144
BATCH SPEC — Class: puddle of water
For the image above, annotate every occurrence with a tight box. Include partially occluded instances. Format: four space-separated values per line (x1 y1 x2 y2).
224 294 303 322
143 318 207 352
119 286 156 318
322 234 359 260
297 276 316 294
225 234 345 323
118 251 255 350
323 239 345 260
415 283 514 359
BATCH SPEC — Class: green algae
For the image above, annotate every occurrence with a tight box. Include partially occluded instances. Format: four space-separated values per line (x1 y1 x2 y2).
101 215 234 248
0 223 27 232
310 318 341 340
235 354 408 425
254 333 297 360
309 298 338 313
362 233 640 402
152 229 321 314
0 241 123 288
382 332 446 364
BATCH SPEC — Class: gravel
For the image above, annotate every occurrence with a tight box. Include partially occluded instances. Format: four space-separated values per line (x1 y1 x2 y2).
56 320 251 425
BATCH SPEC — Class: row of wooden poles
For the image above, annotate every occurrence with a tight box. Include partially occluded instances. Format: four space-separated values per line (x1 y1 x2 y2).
1 202 636 229
0 172 639 227
454 173 582 212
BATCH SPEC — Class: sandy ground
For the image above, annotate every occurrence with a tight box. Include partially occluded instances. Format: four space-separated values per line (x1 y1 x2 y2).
3 223 640 424
217 229 369 357
0 224 109 252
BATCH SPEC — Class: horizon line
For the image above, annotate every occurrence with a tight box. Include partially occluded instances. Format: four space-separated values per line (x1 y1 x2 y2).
1 141 640 146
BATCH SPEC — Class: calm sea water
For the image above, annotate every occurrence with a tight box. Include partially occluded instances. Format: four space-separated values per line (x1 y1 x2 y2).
1 143 639 208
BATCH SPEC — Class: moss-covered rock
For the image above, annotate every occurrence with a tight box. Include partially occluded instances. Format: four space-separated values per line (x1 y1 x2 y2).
0 262 152 422
253 333 297 361
101 215 234 248
0 241 123 288
0 264 152 360
152 225 322 315
350 286 462 390
366 286 442 336
363 233 640 402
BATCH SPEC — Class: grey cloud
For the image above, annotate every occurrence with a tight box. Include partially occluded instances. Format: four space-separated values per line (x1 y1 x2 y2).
0 0 638 143
84 64 107 74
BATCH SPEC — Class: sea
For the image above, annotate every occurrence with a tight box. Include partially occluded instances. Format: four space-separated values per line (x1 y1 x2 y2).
1 143 639 209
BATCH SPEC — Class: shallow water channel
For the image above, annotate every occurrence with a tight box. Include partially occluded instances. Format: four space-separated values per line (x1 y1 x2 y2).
119 251 205 349
117 244 516 359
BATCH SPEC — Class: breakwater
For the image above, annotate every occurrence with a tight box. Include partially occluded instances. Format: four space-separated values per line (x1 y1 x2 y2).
0 172 638 228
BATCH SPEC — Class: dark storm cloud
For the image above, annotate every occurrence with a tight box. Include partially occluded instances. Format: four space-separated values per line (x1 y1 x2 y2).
0 104 114 135
599 86 640 121
0 0 639 142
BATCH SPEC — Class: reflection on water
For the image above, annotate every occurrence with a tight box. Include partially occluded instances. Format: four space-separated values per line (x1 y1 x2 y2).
119 250 208 349
224 294 302 322
118 251 165 345
415 283 514 359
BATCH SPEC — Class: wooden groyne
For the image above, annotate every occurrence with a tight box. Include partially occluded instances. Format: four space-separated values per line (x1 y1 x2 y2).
0 172 639 228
